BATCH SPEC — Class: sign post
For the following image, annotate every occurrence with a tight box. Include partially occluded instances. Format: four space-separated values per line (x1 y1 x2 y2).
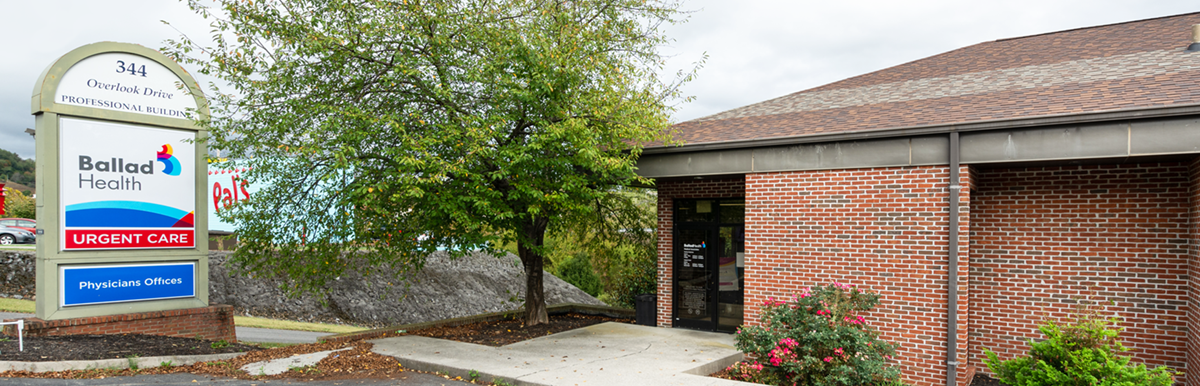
32 42 210 320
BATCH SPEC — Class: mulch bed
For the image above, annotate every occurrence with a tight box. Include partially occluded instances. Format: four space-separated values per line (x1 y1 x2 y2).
0 312 631 383
0 334 257 362
969 373 1005 386
406 313 631 346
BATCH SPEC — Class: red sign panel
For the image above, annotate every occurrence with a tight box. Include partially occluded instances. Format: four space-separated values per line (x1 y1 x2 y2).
64 229 193 249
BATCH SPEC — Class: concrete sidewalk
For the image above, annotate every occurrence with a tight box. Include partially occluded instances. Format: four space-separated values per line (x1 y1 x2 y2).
370 322 759 386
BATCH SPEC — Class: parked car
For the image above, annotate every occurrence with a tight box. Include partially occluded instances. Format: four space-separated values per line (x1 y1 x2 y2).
0 225 35 245
0 218 35 233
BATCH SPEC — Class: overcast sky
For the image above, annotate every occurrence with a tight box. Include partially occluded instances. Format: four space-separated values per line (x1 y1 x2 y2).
1 1 1197 160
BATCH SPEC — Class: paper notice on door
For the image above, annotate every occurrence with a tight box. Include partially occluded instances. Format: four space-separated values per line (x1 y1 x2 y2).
718 261 738 291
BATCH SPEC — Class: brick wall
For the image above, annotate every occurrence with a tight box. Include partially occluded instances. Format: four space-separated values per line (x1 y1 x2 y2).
1190 158 1200 386
5 305 237 343
969 163 1191 383
655 177 746 327
743 166 971 386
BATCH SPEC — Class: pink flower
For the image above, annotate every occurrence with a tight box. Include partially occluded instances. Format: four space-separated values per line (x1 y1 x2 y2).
834 347 844 355
824 356 833 362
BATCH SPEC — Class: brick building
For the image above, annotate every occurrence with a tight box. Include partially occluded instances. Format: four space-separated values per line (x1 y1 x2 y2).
637 13 1200 386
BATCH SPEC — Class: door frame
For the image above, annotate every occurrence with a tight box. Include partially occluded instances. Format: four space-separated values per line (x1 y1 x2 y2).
671 197 744 332
672 225 717 331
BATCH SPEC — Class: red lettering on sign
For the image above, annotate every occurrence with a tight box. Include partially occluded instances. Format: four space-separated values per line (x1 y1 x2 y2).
65 229 193 249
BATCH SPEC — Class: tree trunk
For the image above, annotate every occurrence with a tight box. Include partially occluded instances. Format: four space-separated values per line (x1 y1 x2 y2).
517 216 551 326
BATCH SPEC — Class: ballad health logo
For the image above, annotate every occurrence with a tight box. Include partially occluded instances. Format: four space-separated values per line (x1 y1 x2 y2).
156 144 181 176
59 117 196 250
67 144 194 233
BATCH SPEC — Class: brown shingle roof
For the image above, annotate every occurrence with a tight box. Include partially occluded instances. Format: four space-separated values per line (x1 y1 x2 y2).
668 12 1200 147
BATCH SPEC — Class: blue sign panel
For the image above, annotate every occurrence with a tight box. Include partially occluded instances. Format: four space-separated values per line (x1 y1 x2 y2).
60 263 196 307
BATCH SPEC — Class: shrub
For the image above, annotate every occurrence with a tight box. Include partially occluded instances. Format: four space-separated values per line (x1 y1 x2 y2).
732 283 902 386
553 252 603 297
983 302 1178 386
608 247 656 308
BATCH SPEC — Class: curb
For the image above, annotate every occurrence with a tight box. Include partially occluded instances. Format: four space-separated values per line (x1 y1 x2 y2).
386 355 552 386
323 302 634 344
0 352 246 373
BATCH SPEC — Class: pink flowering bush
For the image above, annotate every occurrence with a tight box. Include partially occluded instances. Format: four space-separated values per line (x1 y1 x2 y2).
731 282 903 386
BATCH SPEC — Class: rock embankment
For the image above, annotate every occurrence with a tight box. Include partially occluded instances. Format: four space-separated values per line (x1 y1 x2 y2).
1 250 604 328
0 251 34 299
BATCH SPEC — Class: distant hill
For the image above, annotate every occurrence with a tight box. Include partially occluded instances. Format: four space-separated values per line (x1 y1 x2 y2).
0 149 34 186
2 180 33 195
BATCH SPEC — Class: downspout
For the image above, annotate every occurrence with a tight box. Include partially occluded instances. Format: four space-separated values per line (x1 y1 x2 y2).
946 131 960 386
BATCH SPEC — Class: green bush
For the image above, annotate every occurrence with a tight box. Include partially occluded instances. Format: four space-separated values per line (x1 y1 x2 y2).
732 283 902 386
608 245 656 308
984 303 1178 386
553 253 603 297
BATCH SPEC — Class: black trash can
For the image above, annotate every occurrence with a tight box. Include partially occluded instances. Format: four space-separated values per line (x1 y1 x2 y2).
634 293 657 326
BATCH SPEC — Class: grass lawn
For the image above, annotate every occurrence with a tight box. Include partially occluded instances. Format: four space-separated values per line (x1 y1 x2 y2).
234 316 367 334
0 297 368 334
0 298 34 313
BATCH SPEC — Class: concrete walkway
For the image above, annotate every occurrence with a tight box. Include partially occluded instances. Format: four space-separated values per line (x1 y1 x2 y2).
370 322 760 386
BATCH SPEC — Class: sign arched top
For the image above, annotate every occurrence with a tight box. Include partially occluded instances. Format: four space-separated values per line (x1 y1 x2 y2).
31 42 210 129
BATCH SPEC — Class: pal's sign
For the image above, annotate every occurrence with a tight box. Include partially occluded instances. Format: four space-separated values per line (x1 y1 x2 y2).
33 42 210 320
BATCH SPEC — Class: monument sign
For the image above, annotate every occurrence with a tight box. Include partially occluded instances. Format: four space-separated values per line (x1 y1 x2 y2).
32 42 210 320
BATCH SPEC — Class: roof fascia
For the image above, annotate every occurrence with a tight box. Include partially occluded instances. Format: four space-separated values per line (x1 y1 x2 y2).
647 103 1200 155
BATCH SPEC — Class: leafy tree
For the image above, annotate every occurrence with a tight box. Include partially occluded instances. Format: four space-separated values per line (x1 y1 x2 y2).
168 0 694 325
3 187 35 220
0 149 35 186
505 186 657 305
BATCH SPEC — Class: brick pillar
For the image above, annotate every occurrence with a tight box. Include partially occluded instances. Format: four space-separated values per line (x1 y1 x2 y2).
954 165 972 386
1189 157 1200 386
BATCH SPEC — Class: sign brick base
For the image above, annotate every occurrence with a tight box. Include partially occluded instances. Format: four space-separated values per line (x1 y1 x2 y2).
2 304 235 343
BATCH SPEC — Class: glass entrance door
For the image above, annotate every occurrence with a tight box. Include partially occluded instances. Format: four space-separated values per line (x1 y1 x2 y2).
673 199 744 332
673 228 714 330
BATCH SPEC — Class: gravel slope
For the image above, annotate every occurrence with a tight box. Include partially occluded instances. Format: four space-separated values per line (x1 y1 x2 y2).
0 250 606 329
